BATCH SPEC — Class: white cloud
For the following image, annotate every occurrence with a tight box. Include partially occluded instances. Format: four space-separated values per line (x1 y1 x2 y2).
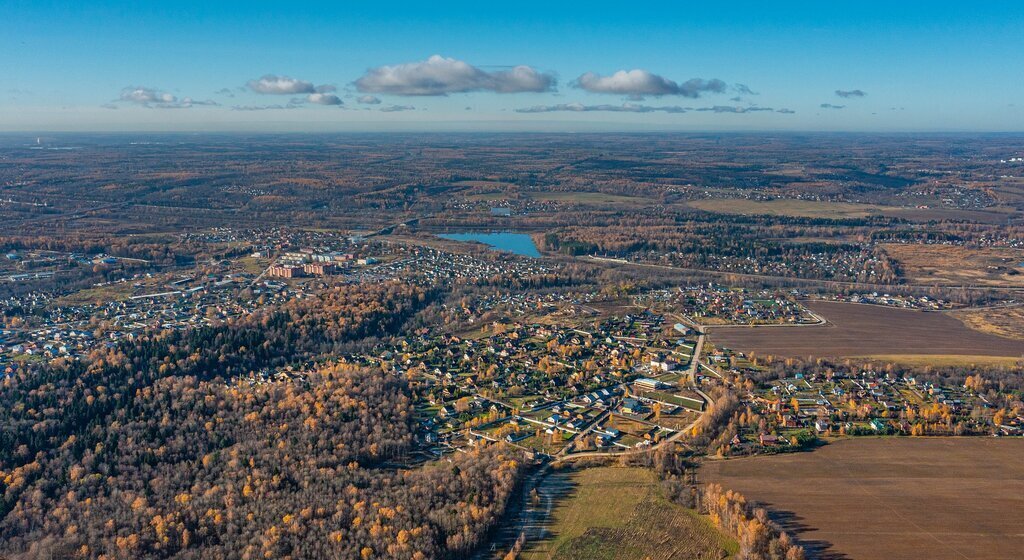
247 75 316 95
231 104 299 111
516 102 687 113
357 95 382 104
306 93 343 106
120 86 177 105
354 55 555 96
573 70 728 98
181 98 219 106
117 87 217 109
694 105 775 113
515 102 795 115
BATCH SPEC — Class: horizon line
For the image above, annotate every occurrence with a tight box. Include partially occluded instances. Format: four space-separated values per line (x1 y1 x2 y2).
4 128 1024 136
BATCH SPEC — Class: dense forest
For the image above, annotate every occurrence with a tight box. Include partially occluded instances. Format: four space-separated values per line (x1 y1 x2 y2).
0 282 430 467
0 233 237 265
541 222 900 284
1 364 523 559
0 281 525 559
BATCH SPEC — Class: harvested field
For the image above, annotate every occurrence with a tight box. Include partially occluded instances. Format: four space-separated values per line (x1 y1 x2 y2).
520 467 735 560
952 304 1024 340
701 437 1024 560
529 191 655 206
466 190 653 206
686 198 1014 222
883 243 1024 287
688 198 905 219
709 301 1024 358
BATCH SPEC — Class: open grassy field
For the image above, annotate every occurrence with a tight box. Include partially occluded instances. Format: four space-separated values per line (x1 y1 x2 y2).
687 198 1015 223
520 467 736 560
701 437 1024 560
54 282 135 305
464 190 654 206
688 198 906 219
453 180 518 189
233 255 269 275
951 305 1024 340
709 301 1024 359
528 191 655 206
883 243 1024 287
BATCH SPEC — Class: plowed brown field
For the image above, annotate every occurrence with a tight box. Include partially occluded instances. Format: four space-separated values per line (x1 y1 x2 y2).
709 301 1024 358
701 437 1024 560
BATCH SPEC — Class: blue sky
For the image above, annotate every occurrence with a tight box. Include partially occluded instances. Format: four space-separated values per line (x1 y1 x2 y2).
2 1 1022 131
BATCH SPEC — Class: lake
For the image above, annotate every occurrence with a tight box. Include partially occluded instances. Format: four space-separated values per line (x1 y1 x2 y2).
438 232 541 257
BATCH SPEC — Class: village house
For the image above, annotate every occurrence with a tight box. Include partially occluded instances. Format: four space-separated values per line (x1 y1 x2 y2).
621 398 646 415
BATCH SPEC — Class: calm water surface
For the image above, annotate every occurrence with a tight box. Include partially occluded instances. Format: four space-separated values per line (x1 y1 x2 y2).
439 232 541 257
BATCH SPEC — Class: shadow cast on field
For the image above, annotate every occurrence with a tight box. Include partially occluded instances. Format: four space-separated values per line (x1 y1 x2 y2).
478 469 579 559
755 503 850 560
